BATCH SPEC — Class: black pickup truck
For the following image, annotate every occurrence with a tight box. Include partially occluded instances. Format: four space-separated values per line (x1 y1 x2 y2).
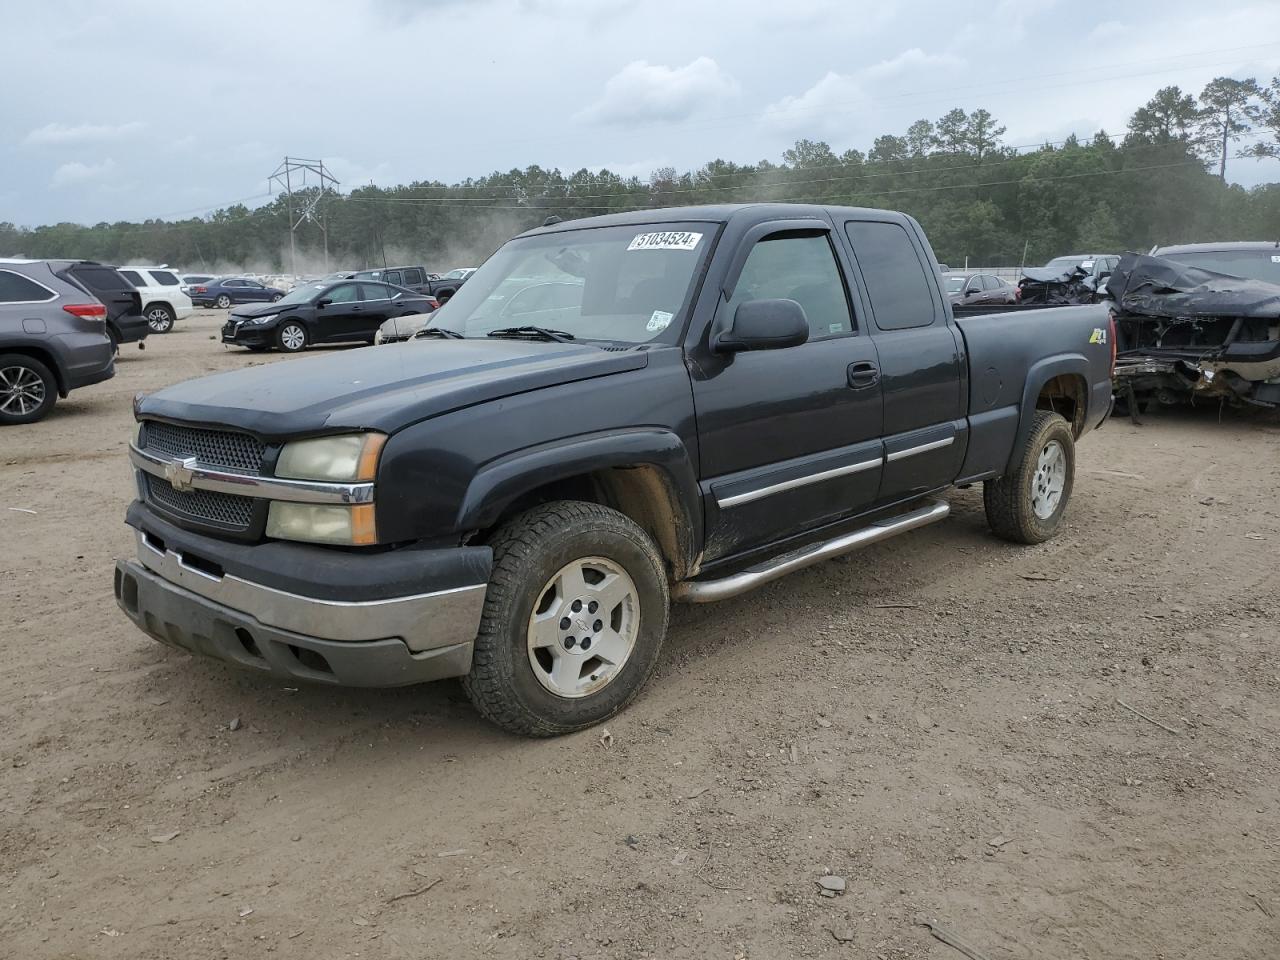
113 204 1114 736
350 265 468 303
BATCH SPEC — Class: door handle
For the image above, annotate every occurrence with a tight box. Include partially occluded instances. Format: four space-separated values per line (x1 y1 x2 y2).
847 361 879 389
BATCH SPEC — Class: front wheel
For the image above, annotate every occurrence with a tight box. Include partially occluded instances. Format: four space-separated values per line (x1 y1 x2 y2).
983 410 1075 544
463 501 669 737
146 304 175 333
0 354 57 425
276 322 307 353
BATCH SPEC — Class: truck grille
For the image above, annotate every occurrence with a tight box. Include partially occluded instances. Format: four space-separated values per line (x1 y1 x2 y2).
146 476 255 529
144 421 264 475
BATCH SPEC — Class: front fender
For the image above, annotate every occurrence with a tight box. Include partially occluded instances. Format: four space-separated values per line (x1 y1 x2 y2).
457 427 702 559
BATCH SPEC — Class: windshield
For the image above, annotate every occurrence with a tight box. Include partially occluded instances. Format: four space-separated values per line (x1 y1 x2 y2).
1044 256 1092 272
944 277 967 293
423 223 714 343
1159 250 1280 285
443 268 467 280
274 282 325 306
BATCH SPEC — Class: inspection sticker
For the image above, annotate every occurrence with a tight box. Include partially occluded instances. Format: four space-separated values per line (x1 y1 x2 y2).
1272 255 1280 263
647 310 675 332
628 231 703 252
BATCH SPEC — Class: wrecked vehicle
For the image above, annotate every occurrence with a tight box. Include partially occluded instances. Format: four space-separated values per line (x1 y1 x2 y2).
113 203 1114 737
1106 250 1280 411
1018 254 1119 305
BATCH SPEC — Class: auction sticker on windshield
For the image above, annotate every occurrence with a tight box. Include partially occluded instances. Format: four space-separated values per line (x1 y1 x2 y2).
627 231 703 252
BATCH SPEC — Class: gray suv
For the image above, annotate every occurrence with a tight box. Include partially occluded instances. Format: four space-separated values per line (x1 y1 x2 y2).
0 260 118 424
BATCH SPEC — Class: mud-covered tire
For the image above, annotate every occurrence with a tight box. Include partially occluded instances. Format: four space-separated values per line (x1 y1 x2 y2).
983 410 1075 544
463 501 669 737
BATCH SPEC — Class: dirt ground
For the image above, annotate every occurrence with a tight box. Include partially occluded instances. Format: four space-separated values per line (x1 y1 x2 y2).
1 309 1278 960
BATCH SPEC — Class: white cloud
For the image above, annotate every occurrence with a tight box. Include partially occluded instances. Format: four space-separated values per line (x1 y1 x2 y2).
762 71 865 137
577 57 738 126
761 48 966 137
51 159 117 188
861 47 964 81
23 121 144 147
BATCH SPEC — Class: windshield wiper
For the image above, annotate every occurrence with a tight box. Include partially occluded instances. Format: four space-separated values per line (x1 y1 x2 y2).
486 326 576 343
414 326 465 340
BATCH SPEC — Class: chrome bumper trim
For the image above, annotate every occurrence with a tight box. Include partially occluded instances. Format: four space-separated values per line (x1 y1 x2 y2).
129 444 375 505
133 531 485 653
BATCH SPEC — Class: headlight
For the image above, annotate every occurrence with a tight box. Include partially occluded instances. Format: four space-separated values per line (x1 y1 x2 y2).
132 419 144 447
276 433 385 482
267 502 377 546
374 328 385 344
247 313 277 325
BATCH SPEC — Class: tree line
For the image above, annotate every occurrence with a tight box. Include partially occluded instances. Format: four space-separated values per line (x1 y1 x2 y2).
3 74 1280 271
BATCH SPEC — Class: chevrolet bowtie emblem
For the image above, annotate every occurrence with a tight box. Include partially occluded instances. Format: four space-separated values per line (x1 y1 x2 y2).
165 456 198 493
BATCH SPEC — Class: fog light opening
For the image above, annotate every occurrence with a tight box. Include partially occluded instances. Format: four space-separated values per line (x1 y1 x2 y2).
235 627 263 659
288 644 333 675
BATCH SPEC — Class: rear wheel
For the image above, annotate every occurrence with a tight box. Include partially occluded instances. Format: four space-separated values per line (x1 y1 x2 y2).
0 354 57 425
146 304 175 333
463 501 669 737
270 293 283 302
983 410 1075 544
276 322 307 352
215 294 232 309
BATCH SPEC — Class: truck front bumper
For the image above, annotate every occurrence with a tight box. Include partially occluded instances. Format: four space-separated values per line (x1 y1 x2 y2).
113 509 491 687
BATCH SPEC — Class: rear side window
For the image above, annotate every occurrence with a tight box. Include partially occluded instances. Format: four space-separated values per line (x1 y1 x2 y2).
0 269 56 303
150 270 179 285
726 233 853 340
402 267 424 285
981 275 999 291
119 269 146 287
359 283 390 301
67 264 133 292
844 221 938 330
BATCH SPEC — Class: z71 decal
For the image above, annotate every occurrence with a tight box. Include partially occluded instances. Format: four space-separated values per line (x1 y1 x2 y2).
1089 327 1108 345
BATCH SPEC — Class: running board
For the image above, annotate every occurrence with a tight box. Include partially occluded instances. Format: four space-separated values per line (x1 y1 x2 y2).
673 499 950 604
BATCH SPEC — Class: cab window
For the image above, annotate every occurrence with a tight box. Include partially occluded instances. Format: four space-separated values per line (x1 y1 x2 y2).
726 233 853 340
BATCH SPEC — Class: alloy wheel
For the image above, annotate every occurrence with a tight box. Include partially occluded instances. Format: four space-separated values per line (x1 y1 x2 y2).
0 364 47 417
1031 439 1067 519
526 556 639 699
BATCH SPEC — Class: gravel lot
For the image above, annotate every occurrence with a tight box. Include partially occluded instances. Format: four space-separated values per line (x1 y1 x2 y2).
2 310 1278 959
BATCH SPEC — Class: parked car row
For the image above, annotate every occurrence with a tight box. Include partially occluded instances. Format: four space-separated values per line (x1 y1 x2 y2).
0 258 148 425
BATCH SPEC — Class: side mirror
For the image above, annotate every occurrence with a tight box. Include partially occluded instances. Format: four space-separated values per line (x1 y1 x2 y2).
712 299 809 353
315 298 332 309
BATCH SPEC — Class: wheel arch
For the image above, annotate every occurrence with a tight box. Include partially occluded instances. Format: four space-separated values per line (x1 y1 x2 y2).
459 429 702 581
1008 354 1088 474
0 344 68 397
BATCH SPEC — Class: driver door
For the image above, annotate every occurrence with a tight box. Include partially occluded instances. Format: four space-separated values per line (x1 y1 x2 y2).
314 282 361 341
688 227 884 562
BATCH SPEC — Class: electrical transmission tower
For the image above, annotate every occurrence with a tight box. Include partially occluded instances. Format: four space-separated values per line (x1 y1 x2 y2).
268 157 340 277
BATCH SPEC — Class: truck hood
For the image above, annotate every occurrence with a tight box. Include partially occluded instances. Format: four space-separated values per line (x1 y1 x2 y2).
137 339 650 436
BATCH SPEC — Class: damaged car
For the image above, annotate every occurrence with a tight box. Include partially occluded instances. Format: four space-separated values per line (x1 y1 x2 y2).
1105 249 1280 412
1018 254 1119 305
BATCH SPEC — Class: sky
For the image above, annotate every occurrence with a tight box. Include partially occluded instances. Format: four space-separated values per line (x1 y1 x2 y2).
2 0 1279 227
